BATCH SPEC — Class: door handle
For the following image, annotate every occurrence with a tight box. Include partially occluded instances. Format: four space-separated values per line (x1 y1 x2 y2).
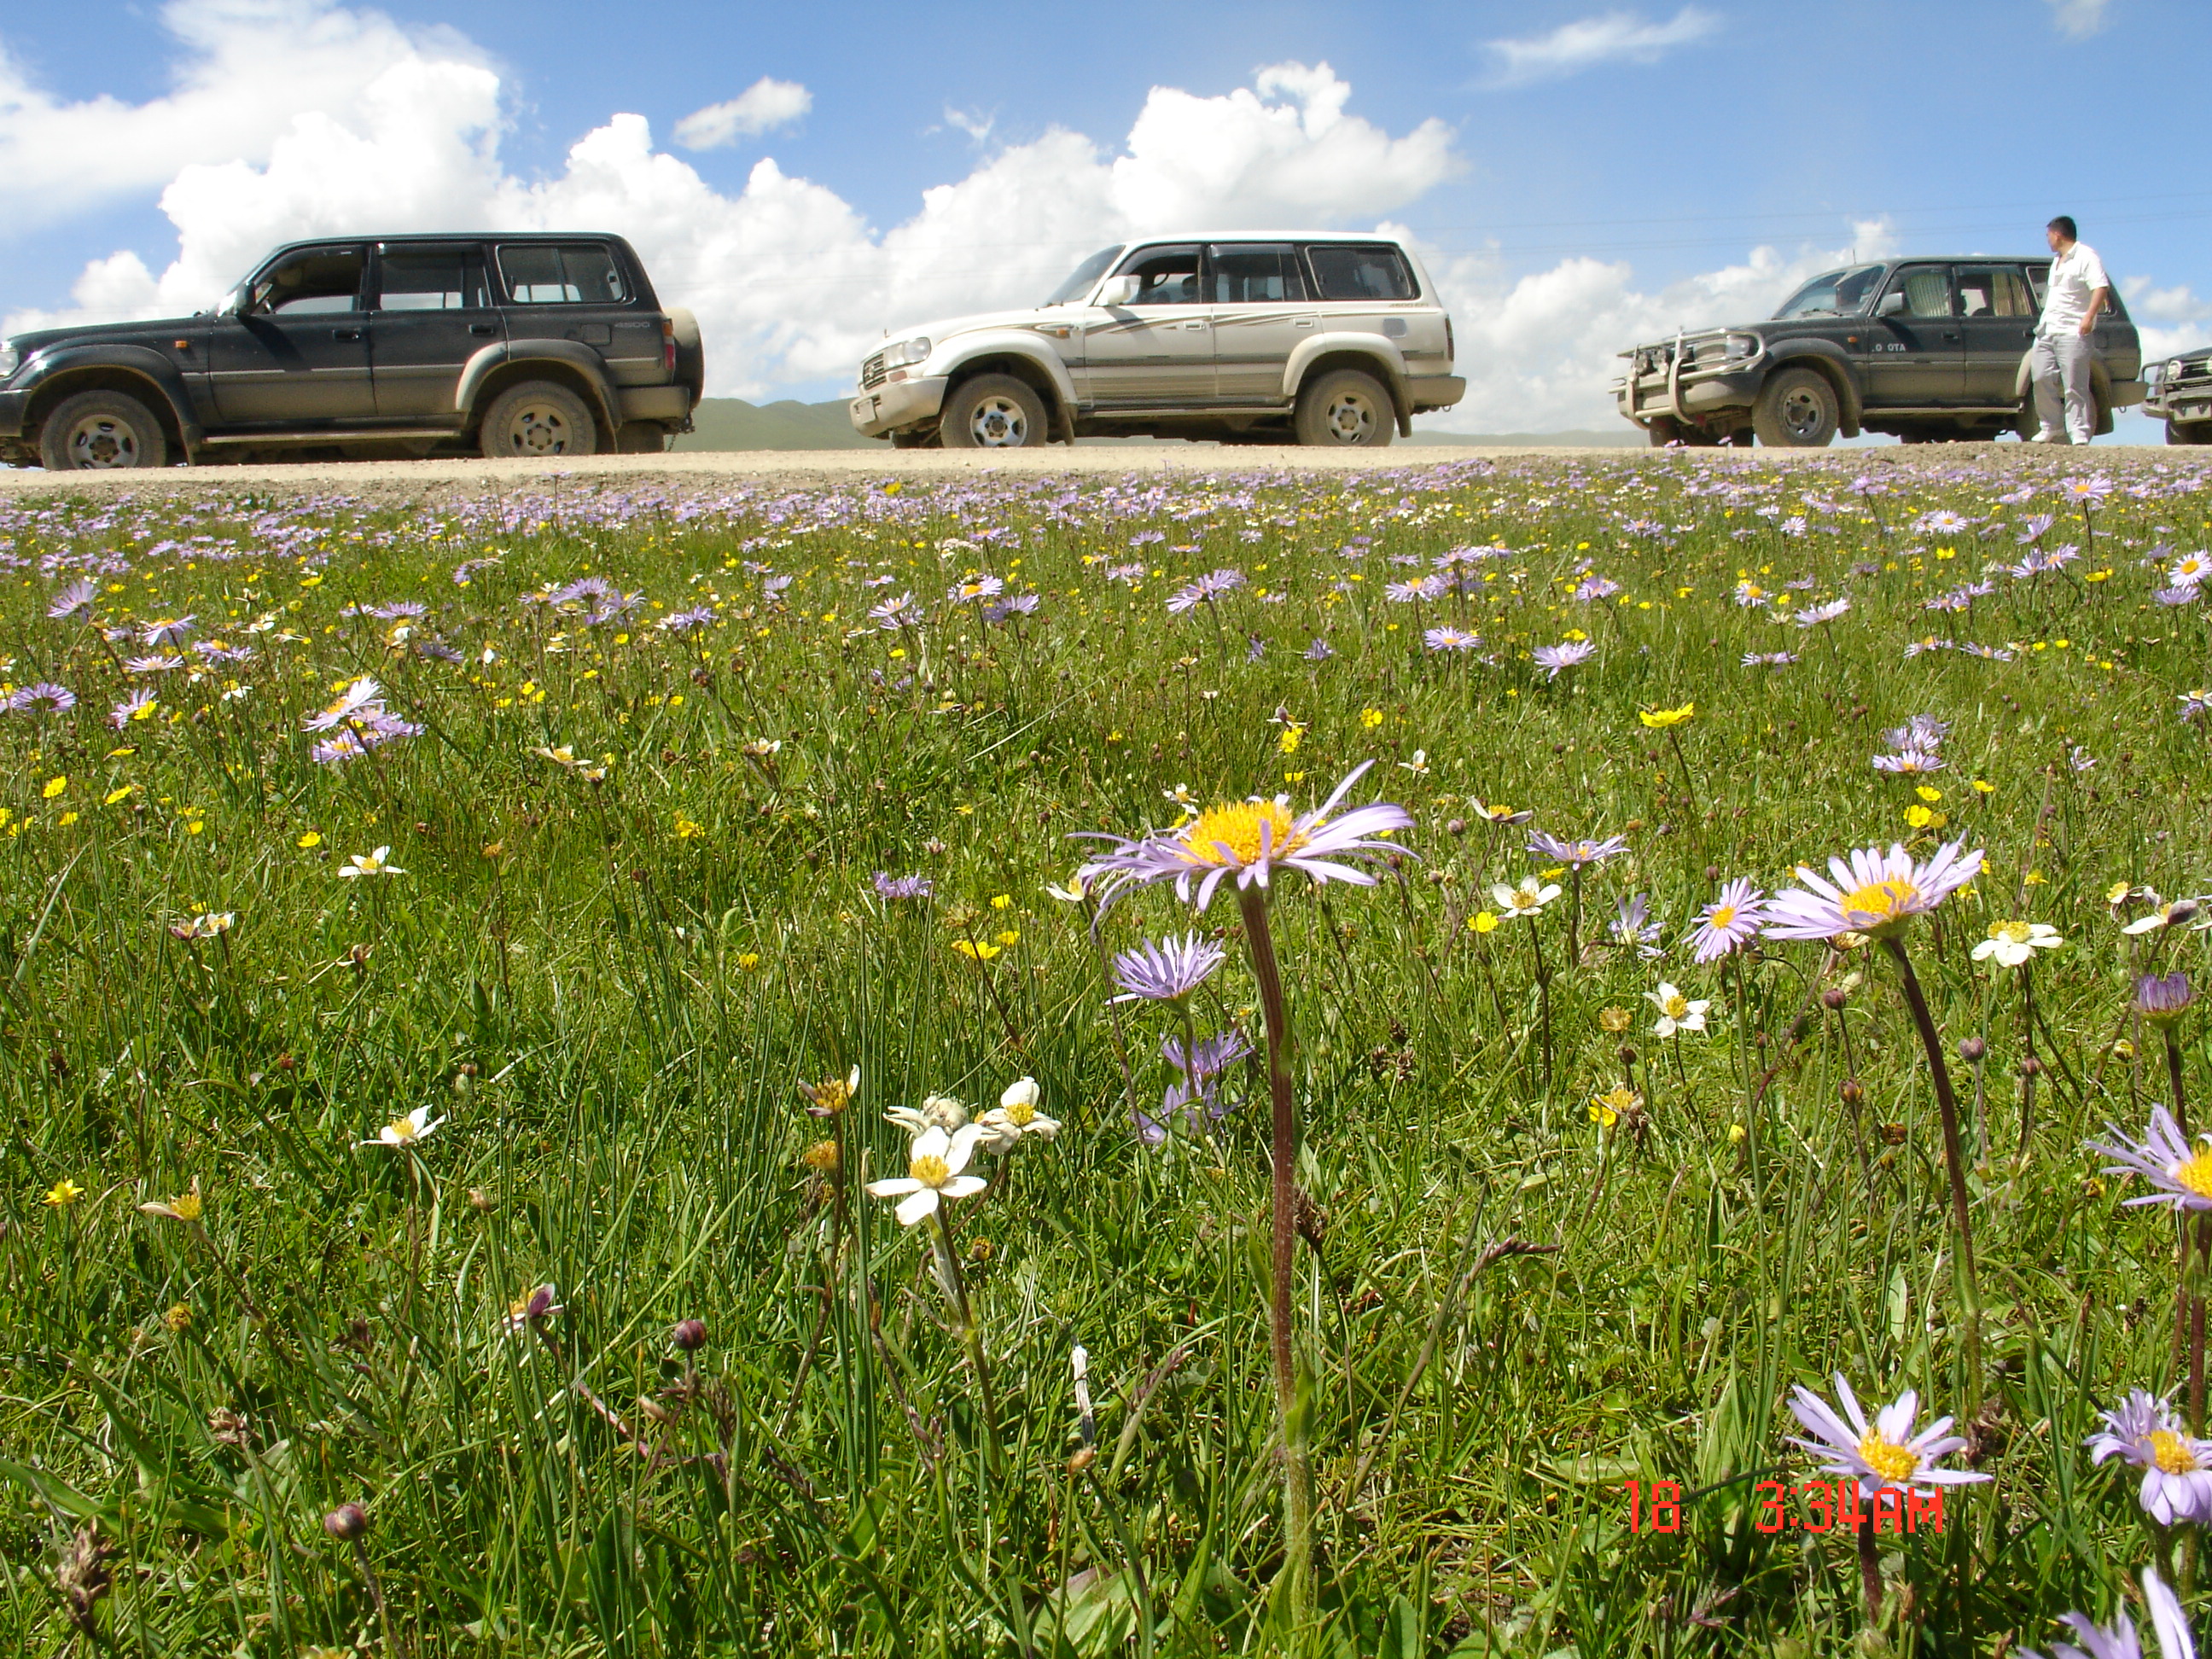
469 323 497 336
1182 320 1208 331
331 328 363 341
1295 318 1316 329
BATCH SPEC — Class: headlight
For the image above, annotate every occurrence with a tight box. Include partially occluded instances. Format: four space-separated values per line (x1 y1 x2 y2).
883 337 931 369
2171 358 2187 379
0 346 18 380
1725 334 1759 361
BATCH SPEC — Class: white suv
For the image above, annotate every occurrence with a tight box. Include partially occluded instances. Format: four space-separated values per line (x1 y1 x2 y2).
848 234 1464 449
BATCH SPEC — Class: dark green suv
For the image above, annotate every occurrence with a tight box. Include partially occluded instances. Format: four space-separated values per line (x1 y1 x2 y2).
0 233 704 469
1614 258 2144 447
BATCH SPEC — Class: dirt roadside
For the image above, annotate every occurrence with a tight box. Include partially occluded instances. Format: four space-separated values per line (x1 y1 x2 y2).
0 442 2159 505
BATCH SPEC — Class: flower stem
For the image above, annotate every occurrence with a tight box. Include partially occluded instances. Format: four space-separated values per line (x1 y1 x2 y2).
1859 1516 1883 1627
1235 884 1313 1620
1883 934 1984 1415
931 1208 1005 1476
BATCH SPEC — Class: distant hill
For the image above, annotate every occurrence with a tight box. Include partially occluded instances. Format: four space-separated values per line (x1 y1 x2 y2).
672 398 1644 451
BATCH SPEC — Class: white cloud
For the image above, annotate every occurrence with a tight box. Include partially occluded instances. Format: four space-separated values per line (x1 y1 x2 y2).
2123 278 2210 324
4 20 1462 399
1483 7 1720 87
672 78 812 150
2048 0 2113 38
1408 219 1899 432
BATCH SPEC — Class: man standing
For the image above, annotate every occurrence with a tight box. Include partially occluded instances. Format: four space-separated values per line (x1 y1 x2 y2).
2030 215 2110 445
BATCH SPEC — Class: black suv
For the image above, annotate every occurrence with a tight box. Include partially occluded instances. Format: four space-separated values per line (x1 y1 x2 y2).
1614 258 2144 446
2143 347 2212 445
0 233 703 469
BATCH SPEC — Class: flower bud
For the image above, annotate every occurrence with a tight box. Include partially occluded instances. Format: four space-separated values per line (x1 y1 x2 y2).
1820 987 1849 1010
671 1318 707 1352
323 1504 367 1541
1957 1036 1987 1064
1446 818 1467 836
1840 1077 1866 1107
1617 1045 1638 1068
2018 1056 2043 1078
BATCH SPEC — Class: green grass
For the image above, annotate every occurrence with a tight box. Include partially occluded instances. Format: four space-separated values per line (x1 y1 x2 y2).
0 451 2209 1656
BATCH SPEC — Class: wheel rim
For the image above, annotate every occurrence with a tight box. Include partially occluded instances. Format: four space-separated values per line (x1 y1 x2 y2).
66 415 140 469
504 403 573 456
1778 386 1827 440
1323 390 1377 444
966 395 1029 447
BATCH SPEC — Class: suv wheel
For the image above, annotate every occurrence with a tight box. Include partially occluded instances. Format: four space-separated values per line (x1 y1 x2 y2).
480 381 598 458
1295 369 1394 447
39 390 168 470
940 375 1046 448
1751 368 1839 448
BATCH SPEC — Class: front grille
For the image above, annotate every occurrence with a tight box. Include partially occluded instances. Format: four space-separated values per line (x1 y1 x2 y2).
860 352 888 389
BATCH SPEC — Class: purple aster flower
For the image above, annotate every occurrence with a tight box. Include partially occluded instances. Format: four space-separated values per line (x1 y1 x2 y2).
657 606 717 632
139 615 196 648
984 593 1041 625
1075 760 1414 913
1787 1373 1990 1502
1882 715 1951 751
2087 1106 2212 1214
2137 972 2196 1026
1572 575 1622 603
2155 585 2202 608
2017 513 2057 544
125 654 185 674
1688 879 1767 963
1532 639 1595 678
1165 568 1246 614
1762 840 1982 941
2087 1390 2212 1526
1742 650 1799 668
1872 748 1946 775
109 688 157 728
1301 637 1335 661
48 579 96 620
869 592 918 629
310 731 370 765
1106 562 1146 585
1610 893 1662 958
2022 1567 2192 1659
1793 598 1851 627
304 677 387 732
1527 829 1627 867
1162 1027 1254 1081
8 682 75 713
362 600 428 620
1244 633 1266 661
872 871 934 900
1424 626 1482 652
1384 573 1452 602
1109 933 1226 1004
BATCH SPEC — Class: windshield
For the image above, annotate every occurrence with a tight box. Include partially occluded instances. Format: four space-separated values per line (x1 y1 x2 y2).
1772 265 1885 319
1043 245 1123 307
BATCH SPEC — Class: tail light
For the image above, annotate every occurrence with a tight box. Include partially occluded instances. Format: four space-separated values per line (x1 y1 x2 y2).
1445 317 1455 364
662 318 677 373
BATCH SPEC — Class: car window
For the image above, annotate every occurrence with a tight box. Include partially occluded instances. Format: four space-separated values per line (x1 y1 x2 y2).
1112 246 1202 306
380 247 492 311
1304 244 1416 302
1884 267 1953 319
1954 266 2034 319
498 243 631 306
1773 265 1883 318
249 248 364 317
1208 244 1308 304
2024 264 2050 307
1044 245 1122 306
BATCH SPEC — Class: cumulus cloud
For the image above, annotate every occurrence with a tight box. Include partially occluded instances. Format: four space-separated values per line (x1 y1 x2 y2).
1407 219 1900 431
2048 0 2113 38
1483 7 1720 87
672 78 811 150
4 16 1462 399
2123 279 2210 325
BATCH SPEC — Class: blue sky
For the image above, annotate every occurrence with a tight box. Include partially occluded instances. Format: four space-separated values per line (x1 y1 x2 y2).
3 0 2205 433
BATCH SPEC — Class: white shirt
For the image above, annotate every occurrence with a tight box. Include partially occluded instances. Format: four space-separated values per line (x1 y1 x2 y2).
2038 242 2110 336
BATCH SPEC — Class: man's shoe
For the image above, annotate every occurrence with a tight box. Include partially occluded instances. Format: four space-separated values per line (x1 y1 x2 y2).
2029 431 2060 444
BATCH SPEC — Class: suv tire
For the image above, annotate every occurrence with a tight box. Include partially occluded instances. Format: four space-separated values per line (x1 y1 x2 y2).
940 375 1046 448
40 390 167 470
1751 368 1839 448
616 422 667 455
1295 369 1394 447
480 381 598 458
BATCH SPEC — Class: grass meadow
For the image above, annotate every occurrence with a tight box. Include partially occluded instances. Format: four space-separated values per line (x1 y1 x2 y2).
2 451 2211 1657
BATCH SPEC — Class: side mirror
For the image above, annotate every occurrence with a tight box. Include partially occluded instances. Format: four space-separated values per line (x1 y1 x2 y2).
1877 290 1907 317
1096 275 1141 307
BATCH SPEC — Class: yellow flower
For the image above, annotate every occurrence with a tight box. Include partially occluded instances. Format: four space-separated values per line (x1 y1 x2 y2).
1914 785 1942 804
104 785 135 806
1598 1005 1632 1033
42 775 67 800
1904 804 1935 829
1469 910 1499 934
990 894 1012 909
673 813 704 840
139 1183 203 1223
1727 1124 1748 1144
1638 704 1695 731
43 1179 83 1208
736 952 761 970
296 830 322 848
1278 724 1306 755
950 939 1002 961
1589 1086 1637 1128
1359 707 1384 728
161 1303 193 1333
995 929 1020 947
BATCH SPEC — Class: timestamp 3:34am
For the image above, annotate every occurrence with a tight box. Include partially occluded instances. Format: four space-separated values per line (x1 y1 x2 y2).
1623 1480 1947 1534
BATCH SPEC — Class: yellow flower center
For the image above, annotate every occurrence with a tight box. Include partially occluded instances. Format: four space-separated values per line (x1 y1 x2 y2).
1709 905 1737 931
1992 921 2031 945
812 1077 852 1113
1180 800 1307 868
1842 877 1919 928
385 1117 419 1144
1856 1431 1919 1486
910 1153 952 1188
171 1192 202 1222
1004 1101 1035 1126
2151 1429 2202 1474
1662 994 1690 1020
2172 1148 2212 1200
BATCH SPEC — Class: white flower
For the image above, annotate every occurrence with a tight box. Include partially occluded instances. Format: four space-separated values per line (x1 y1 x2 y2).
1493 876 1562 918
865 1124 987 1225
2124 898 2203 937
1044 871 1091 904
1970 920 2064 967
1646 982 1710 1039
977 1075 1062 1150
337 846 405 879
358 1106 444 1150
886 1094 969 1138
